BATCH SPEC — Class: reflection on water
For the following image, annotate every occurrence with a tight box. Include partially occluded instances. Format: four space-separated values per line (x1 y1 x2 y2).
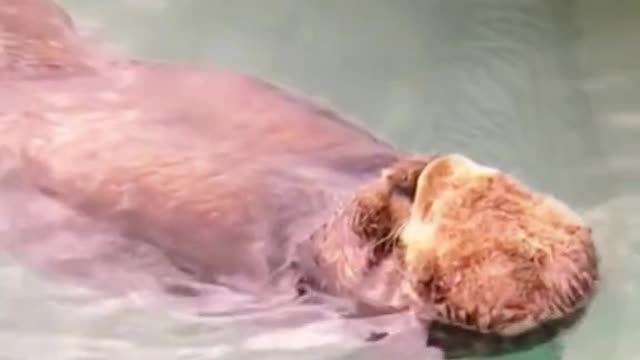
1 0 638 359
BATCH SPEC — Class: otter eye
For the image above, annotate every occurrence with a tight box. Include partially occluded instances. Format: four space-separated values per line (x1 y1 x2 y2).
392 180 417 199
382 157 433 200
392 168 426 199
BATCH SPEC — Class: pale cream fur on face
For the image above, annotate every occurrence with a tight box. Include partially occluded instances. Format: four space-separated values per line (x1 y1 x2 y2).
399 154 597 336
401 154 504 267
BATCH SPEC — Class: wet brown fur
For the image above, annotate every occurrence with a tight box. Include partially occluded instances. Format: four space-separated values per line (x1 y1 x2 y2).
399 156 598 336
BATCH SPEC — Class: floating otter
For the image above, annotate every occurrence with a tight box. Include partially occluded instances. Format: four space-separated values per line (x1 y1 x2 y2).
0 0 599 357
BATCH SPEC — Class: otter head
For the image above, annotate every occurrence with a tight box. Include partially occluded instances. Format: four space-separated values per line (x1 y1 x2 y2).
397 154 599 337
310 153 598 355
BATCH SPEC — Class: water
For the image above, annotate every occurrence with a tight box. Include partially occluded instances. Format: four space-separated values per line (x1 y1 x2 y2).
0 0 638 359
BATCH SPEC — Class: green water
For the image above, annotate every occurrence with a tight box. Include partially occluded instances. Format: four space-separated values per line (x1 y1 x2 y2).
0 0 638 359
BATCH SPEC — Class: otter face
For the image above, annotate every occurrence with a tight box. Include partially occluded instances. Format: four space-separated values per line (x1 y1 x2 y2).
399 154 599 337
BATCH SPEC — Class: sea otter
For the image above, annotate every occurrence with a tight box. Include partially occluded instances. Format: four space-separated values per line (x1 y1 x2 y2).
0 0 599 357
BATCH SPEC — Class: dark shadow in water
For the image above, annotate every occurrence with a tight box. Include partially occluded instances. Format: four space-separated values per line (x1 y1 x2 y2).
427 309 587 359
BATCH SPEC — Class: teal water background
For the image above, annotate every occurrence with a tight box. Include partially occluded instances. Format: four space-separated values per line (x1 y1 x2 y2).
0 1 638 359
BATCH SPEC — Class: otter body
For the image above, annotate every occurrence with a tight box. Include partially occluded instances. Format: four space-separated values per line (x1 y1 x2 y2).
1 63 400 289
0 1 599 358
